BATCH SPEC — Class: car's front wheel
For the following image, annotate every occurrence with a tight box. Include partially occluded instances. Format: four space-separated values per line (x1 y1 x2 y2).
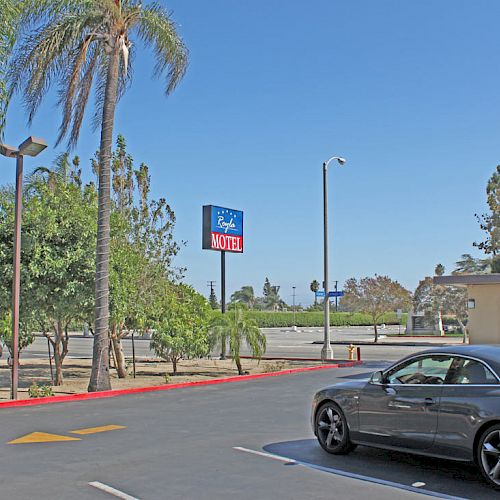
315 402 356 455
478 424 500 489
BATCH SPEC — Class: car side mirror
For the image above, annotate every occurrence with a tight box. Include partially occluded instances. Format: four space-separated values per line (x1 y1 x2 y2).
370 371 385 384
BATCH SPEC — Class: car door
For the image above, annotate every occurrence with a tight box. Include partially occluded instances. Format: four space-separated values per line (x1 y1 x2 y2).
433 356 500 460
357 354 453 450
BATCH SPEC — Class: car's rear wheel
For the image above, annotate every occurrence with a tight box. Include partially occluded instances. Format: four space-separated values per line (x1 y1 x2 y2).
315 402 356 455
478 424 500 489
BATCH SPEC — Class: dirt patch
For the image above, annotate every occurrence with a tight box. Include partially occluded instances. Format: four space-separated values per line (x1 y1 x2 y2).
0 357 323 401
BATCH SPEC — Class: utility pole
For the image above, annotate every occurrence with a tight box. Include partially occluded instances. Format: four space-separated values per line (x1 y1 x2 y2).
207 280 216 296
292 286 296 327
207 280 218 310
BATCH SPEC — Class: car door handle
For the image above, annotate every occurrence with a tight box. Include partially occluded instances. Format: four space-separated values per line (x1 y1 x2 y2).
424 398 434 405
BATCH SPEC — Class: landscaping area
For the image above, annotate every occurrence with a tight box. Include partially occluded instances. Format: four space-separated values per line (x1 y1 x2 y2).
0 357 323 401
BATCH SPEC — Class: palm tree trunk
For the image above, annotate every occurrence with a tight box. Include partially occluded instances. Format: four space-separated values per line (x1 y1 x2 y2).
88 44 120 392
235 356 243 375
220 334 226 360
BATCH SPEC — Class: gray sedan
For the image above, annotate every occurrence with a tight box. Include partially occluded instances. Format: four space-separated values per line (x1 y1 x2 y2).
311 345 500 489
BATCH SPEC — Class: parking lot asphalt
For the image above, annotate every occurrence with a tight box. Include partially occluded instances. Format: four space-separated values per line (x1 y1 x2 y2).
16 326 461 365
0 364 494 499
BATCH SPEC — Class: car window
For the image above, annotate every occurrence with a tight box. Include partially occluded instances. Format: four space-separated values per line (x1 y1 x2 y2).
446 358 498 385
386 356 453 385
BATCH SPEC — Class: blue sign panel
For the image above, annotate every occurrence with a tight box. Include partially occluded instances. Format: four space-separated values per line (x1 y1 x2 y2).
211 206 243 237
328 291 344 298
203 205 244 253
315 290 325 298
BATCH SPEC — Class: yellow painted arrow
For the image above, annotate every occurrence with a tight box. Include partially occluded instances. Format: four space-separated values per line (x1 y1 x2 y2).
70 425 126 435
9 432 81 444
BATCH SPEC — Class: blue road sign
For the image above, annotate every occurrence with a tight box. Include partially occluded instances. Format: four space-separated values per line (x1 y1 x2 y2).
328 291 344 298
315 290 325 298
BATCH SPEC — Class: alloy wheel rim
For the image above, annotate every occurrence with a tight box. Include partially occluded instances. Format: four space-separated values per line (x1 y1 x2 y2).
317 406 344 449
481 430 500 485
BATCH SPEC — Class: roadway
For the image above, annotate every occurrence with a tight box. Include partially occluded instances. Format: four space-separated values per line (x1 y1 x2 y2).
17 325 461 364
0 364 492 499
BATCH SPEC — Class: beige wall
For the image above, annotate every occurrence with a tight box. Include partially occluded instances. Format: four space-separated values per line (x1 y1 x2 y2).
468 284 500 344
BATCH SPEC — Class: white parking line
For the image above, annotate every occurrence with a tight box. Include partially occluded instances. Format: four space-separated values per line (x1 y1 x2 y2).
233 447 467 500
89 481 139 500
233 447 296 463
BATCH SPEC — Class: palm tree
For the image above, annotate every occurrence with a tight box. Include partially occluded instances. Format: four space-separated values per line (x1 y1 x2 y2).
230 286 256 308
310 280 320 305
10 0 188 391
0 0 21 136
210 308 266 375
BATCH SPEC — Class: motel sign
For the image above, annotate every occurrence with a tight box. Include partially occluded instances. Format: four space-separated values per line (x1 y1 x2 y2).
203 205 244 253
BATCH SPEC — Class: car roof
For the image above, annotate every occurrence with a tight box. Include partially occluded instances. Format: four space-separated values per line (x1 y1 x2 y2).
401 345 500 375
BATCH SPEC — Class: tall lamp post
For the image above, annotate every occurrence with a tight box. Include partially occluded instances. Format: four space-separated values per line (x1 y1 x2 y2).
321 155 346 361
0 137 47 399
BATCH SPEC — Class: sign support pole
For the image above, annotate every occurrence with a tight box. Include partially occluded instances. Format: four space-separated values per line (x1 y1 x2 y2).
220 250 226 359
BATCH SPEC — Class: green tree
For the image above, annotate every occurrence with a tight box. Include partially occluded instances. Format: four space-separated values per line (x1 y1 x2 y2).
10 0 188 392
453 253 491 274
0 311 35 359
210 307 266 375
209 287 219 310
434 263 445 276
230 286 256 308
262 278 282 310
150 284 211 375
107 135 181 378
414 268 468 340
310 280 320 305
342 275 411 342
0 171 97 385
475 166 500 272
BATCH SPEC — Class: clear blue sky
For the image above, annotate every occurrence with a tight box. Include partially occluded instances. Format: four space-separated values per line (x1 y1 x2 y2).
2 0 499 306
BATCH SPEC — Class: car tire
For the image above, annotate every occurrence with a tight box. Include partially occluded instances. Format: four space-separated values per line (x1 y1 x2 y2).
477 423 500 489
315 401 356 455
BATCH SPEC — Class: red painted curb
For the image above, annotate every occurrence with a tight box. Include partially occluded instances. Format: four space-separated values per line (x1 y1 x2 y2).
240 355 362 363
0 361 361 409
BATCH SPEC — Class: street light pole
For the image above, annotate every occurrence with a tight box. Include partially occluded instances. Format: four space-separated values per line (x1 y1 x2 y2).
292 286 296 327
11 153 23 399
321 155 346 362
1 137 47 399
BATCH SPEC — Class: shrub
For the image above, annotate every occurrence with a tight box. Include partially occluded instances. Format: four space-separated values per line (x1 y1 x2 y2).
236 311 407 328
28 382 54 398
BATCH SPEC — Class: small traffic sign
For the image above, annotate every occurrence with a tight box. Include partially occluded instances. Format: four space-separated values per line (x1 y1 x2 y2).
315 290 325 298
328 291 344 298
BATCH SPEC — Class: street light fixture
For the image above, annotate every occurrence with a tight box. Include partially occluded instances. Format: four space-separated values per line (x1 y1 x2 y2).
321 155 346 361
0 136 47 399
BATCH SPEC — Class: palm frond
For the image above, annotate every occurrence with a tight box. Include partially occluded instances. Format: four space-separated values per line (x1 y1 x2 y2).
135 2 188 95
8 9 105 125
19 0 119 29
66 43 102 147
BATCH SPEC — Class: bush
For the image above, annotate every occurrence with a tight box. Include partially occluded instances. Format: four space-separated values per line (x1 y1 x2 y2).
225 311 408 328
28 382 54 398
